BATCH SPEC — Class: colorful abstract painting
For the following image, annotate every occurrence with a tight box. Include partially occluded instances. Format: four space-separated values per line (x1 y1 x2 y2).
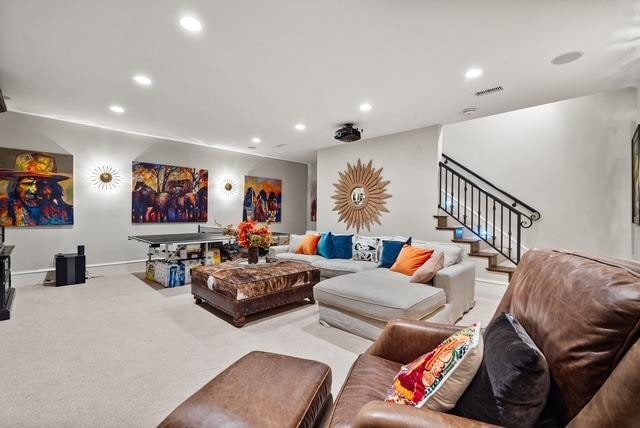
0 148 74 226
243 176 282 222
132 162 208 223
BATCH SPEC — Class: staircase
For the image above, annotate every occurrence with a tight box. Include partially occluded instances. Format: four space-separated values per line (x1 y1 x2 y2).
435 154 541 281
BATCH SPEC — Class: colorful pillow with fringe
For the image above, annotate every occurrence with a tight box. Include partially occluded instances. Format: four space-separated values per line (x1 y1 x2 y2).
385 323 483 412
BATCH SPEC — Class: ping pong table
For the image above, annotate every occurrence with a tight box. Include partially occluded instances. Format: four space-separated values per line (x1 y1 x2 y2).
128 228 236 263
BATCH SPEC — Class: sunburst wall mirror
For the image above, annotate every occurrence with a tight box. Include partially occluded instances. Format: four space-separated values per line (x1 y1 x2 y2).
332 159 391 232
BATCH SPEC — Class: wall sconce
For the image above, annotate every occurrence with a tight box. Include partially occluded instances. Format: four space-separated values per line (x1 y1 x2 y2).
91 164 121 191
220 177 238 197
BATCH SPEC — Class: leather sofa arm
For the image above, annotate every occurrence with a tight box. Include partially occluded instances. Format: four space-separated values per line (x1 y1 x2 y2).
354 402 499 428
366 318 463 364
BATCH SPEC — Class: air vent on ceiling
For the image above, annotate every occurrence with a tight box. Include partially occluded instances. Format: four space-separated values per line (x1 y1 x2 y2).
475 86 503 97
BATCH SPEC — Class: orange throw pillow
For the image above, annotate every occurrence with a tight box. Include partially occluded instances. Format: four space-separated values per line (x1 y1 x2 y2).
410 251 445 284
390 245 434 276
296 234 321 255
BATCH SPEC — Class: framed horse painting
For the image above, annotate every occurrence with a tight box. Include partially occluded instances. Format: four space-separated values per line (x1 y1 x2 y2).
131 161 208 223
242 176 282 222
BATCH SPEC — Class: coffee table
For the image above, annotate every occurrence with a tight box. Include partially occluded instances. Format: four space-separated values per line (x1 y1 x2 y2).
190 260 321 326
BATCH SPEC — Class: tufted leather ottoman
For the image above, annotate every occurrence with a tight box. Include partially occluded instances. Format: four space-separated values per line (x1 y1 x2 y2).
158 351 332 428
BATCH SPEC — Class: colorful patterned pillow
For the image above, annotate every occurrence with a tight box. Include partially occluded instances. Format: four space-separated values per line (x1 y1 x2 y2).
352 236 381 262
386 323 484 411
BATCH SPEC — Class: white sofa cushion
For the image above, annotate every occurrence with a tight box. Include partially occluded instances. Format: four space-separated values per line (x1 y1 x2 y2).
287 234 306 253
412 240 463 267
274 253 324 264
311 258 378 274
313 269 446 322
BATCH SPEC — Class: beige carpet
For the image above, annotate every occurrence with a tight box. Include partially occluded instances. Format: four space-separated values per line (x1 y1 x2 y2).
0 273 502 427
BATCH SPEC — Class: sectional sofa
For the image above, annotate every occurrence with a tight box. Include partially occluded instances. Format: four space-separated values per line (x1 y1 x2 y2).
269 234 475 340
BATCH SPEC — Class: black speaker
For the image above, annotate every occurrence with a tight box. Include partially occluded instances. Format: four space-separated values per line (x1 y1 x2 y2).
77 245 85 256
55 252 86 286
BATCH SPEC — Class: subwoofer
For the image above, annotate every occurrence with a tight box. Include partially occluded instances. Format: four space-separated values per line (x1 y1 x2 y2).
55 246 86 286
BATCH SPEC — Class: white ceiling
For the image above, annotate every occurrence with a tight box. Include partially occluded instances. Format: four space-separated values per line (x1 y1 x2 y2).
1 0 639 163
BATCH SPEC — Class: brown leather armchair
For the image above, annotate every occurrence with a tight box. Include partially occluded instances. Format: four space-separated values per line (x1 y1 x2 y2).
325 249 640 427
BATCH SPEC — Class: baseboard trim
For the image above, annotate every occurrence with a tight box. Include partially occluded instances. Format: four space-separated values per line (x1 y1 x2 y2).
12 258 149 276
13 259 510 287
12 259 148 287
475 277 509 286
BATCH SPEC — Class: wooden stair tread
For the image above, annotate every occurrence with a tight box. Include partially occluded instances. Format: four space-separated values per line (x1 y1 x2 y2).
486 265 516 274
452 238 480 244
433 215 448 219
435 226 462 231
468 251 498 258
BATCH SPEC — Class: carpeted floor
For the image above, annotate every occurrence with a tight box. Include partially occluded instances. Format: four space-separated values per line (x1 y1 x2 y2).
0 273 502 427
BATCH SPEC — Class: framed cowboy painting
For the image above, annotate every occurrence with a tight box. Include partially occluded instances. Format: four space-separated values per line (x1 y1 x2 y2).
0 149 74 227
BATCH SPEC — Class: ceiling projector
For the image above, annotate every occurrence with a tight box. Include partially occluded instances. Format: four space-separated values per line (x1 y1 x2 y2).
334 123 362 143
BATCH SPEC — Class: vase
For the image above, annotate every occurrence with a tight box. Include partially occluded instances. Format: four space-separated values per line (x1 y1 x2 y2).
248 246 259 264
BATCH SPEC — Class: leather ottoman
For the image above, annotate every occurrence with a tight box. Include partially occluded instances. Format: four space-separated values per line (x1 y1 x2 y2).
158 351 332 428
191 261 321 327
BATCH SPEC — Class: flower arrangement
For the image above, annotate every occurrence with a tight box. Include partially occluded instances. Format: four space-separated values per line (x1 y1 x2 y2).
214 219 238 237
236 220 272 249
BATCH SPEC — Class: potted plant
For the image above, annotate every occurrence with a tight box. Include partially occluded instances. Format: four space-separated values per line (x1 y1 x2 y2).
236 220 272 264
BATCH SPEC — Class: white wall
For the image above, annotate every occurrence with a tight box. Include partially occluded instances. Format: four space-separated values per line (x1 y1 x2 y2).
0 112 307 284
307 161 317 231
317 125 442 240
443 87 638 259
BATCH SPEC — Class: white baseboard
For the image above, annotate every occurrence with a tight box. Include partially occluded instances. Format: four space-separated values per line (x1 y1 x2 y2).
12 259 147 287
475 276 509 286
12 258 509 288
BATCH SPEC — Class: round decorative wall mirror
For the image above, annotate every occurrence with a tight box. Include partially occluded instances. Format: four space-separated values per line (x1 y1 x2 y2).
332 159 391 232
350 187 366 207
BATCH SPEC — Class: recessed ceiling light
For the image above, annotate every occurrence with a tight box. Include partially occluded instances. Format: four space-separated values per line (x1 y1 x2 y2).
109 105 125 114
180 16 202 32
551 51 584 65
247 146 257 150
462 107 477 116
359 103 372 112
133 74 152 86
295 123 306 131
465 68 483 79
251 137 261 144
275 144 287 148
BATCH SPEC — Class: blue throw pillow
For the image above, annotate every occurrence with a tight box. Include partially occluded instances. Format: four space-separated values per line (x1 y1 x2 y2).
317 232 333 258
379 237 412 268
331 234 353 259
